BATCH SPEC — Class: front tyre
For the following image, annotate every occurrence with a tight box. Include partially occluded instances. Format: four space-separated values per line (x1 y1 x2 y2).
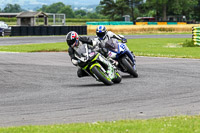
112 72 122 83
121 56 138 78
91 66 113 85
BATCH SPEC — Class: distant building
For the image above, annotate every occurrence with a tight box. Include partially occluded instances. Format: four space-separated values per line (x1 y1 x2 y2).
16 11 48 26
136 17 155 22
123 15 130 21
0 12 65 26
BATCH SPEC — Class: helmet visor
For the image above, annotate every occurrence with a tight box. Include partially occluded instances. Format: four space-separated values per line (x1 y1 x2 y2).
67 39 75 46
71 39 79 48
97 32 105 38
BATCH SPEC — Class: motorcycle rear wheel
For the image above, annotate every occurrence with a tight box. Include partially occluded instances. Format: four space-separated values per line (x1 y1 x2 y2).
121 56 138 78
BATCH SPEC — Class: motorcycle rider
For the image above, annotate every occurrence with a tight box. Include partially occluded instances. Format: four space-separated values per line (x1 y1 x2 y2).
94 25 130 66
94 25 127 47
66 31 115 78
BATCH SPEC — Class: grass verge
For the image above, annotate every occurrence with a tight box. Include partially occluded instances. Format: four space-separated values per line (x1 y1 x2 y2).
127 38 200 59
0 42 67 52
0 115 200 133
0 38 199 59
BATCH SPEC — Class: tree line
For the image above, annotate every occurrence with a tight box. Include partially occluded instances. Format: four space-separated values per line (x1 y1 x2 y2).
99 0 200 22
1 0 200 21
0 2 107 19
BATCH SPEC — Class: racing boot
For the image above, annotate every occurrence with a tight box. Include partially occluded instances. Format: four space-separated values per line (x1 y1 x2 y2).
77 68 89 78
131 51 136 64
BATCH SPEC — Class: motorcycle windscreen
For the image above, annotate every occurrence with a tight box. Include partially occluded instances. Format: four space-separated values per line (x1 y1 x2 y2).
75 44 87 57
105 39 118 52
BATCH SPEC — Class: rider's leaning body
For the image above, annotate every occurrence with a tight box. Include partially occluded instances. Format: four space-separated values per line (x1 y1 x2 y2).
66 31 114 78
93 25 127 48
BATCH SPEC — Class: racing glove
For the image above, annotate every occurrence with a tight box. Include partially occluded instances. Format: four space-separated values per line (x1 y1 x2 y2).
121 38 127 43
71 59 79 66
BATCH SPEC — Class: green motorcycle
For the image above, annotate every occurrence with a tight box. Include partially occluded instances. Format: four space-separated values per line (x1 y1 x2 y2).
74 44 121 85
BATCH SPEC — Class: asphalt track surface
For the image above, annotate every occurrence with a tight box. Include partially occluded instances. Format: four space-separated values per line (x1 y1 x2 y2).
0 52 200 127
0 34 192 46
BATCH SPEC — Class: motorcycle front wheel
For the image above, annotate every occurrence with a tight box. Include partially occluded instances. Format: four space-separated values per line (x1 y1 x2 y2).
112 72 122 83
91 66 113 85
121 56 138 78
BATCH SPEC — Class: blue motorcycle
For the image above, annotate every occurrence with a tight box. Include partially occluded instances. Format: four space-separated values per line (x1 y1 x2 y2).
105 38 138 77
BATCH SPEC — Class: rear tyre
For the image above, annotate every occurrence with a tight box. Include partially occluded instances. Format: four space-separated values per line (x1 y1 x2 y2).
121 56 138 78
91 66 113 85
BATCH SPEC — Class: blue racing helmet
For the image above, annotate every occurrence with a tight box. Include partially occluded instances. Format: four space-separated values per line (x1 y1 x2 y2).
96 25 107 39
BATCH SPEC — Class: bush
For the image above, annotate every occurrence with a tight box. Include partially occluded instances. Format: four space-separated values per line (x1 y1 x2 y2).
182 39 198 47
0 17 17 22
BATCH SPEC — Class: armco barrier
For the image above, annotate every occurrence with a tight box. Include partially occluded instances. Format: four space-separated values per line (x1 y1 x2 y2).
11 26 87 36
177 22 187 25
167 22 177 25
135 22 148 25
87 21 187 26
86 21 133 25
148 22 157 25
157 22 168 25
192 27 200 46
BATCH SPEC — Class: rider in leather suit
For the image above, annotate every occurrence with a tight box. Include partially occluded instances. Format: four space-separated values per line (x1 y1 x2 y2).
93 25 129 66
66 31 114 78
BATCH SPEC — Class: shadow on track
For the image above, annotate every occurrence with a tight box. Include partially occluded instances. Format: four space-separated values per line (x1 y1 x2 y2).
122 75 135 78
68 83 106 88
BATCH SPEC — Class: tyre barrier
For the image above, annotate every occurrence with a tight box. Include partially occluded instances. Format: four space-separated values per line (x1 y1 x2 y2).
192 27 200 46
10 26 87 36
0 28 4 37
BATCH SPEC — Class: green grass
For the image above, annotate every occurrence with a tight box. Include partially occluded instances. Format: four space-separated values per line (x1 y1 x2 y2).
86 32 192 36
120 32 192 35
127 38 200 59
0 42 68 52
0 38 199 59
0 115 200 133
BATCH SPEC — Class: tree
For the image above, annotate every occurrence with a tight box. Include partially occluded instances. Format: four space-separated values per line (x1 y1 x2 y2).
146 0 198 21
99 0 143 21
74 10 87 17
100 0 116 20
58 5 75 18
125 0 143 22
146 0 168 21
38 2 65 13
46 2 65 13
38 5 48 12
3 4 23 13
115 0 130 20
194 0 200 21
95 5 102 14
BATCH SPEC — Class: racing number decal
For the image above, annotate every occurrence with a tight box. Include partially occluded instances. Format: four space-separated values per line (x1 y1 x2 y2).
120 44 125 49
